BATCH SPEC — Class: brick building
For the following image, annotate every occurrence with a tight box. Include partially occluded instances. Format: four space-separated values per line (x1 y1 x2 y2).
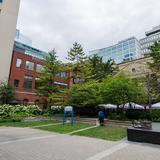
9 41 72 104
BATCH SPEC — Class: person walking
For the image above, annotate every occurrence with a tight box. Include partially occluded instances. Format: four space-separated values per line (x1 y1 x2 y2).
98 111 105 126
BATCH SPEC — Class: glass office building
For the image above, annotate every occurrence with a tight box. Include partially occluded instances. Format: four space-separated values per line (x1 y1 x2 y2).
140 25 160 56
89 37 141 64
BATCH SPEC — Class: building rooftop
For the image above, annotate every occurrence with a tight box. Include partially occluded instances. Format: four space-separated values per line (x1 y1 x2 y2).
89 37 137 53
145 25 160 36
14 41 48 60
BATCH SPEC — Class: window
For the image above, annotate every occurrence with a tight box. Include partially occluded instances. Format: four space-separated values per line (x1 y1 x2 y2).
14 80 19 88
16 58 22 68
23 76 33 90
73 77 85 84
56 72 68 78
35 78 42 89
25 61 34 71
124 54 129 58
36 64 43 73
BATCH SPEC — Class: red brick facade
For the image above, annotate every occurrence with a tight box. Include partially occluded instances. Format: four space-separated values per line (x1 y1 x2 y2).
9 49 73 104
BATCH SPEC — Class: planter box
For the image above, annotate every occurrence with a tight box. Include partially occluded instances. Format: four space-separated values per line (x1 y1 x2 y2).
127 127 160 145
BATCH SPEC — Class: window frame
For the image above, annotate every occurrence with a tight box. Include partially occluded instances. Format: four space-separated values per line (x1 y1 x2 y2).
16 58 22 68
25 61 34 71
23 75 33 90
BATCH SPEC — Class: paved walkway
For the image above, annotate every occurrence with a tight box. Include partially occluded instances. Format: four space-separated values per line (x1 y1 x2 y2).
0 127 160 160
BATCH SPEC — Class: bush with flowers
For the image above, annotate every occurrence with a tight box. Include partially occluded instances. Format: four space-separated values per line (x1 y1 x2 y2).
0 105 43 122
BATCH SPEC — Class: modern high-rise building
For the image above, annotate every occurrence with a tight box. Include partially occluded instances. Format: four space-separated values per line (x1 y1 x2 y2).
0 0 20 81
140 25 160 56
89 37 142 64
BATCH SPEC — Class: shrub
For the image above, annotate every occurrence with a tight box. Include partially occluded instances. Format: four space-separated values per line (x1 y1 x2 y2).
0 105 43 120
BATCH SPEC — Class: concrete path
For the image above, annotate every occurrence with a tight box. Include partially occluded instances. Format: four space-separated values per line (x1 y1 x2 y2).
0 127 160 160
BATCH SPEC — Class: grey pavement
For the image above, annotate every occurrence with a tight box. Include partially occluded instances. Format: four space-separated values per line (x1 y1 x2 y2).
0 127 160 160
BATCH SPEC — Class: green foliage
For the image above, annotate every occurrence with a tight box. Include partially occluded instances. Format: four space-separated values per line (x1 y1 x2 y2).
87 55 118 81
0 105 42 119
0 82 15 104
67 42 87 83
125 109 160 122
36 49 61 103
68 74 148 109
107 109 160 122
147 41 160 101
67 42 86 63
101 74 148 106
49 88 68 106
68 81 102 107
149 41 160 72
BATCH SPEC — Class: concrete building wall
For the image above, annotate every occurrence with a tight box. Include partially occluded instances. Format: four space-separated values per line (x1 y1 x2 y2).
0 0 20 82
118 57 153 78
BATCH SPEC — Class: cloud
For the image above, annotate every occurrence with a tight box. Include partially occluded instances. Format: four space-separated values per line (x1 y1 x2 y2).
17 0 160 61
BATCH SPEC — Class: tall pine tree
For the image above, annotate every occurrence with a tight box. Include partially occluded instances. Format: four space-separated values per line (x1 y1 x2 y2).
67 42 87 83
36 49 61 105
67 42 86 63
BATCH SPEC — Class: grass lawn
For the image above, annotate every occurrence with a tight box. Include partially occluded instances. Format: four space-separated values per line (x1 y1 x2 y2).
0 120 59 127
0 120 127 141
72 126 127 141
37 123 92 134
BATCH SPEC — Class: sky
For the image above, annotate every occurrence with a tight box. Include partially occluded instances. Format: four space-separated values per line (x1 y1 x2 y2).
17 0 160 61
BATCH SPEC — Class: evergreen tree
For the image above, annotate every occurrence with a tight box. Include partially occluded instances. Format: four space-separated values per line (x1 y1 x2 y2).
147 41 160 103
67 42 87 83
36 49 61 105
88 55 118 81
149 41 160 72
67 42 86 63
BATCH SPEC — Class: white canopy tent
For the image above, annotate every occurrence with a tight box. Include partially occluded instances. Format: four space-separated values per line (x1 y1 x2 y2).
151 102 160 109
119 102 144 109
98 104 117 109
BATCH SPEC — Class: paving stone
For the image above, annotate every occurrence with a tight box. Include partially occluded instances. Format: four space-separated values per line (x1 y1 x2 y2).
0 127 160 160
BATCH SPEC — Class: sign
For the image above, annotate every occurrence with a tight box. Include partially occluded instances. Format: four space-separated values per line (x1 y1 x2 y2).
65 106 73 112
63 106 74 126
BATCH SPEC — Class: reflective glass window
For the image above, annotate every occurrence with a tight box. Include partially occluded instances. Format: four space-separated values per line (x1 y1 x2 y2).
25 61 34 71
16 58 22 68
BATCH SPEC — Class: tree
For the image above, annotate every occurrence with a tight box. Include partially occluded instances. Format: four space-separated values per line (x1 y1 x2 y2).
36 49 61 105
101 75 148 107
87 55 118 81
0 82 15 104
147 41 160 103
67 42 86 63
68 81 102 107
67 42 87 83
149 41 160 73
